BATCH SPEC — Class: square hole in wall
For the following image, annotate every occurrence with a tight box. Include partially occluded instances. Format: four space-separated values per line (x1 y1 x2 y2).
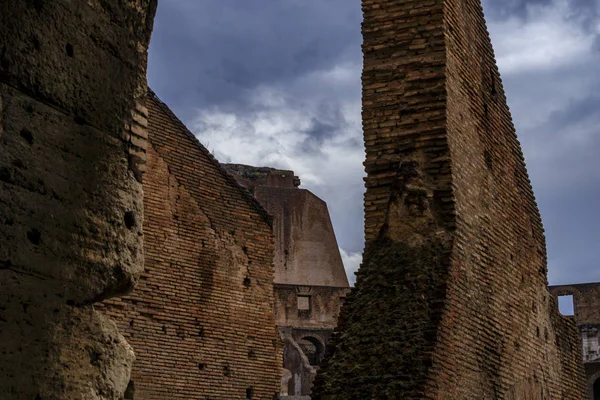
297 295 311 311
558 294 574 316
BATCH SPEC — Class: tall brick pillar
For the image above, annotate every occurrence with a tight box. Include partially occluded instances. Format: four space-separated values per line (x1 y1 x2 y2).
312 0 586 398
0 1 156 399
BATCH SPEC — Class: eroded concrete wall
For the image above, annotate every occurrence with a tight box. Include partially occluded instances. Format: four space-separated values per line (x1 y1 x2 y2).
0 1 156 398
256 187 349 288
312 1 586 398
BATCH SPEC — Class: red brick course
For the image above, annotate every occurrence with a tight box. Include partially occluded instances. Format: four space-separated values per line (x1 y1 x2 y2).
100 91 281 399
313 1 586 398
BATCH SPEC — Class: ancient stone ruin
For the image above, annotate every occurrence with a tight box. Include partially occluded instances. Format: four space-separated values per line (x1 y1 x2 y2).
550 283 600 399
224 165 351 397
0 1 157 398
97 92 282 399
0 0 589 399
312 0 586 398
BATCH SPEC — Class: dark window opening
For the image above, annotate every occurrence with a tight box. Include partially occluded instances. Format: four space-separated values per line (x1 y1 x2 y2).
558 294 574 316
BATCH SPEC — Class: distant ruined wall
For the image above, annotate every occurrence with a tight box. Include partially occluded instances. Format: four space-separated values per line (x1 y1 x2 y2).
255 187 349 288
223 164 349 288
0 1 155 399
550 283 600 326
274 285 348 329
100 93 281 400
224 164 350 397
313 0 585 399
550 283 600 398
223 164 300 191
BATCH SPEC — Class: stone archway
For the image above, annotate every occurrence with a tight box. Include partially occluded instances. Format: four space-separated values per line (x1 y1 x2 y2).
587 370 600 400
298 336 326 366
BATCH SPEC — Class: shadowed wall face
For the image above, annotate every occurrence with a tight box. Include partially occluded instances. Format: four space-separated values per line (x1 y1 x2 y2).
312 0 586 398
0 1 156 399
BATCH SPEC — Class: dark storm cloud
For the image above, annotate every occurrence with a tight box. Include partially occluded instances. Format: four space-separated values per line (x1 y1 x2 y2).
299 119 337 156
298 103 349 155
546 94 600 130
148 0 361 121
533 94 600 284
483 0 553 19
149 0 600 284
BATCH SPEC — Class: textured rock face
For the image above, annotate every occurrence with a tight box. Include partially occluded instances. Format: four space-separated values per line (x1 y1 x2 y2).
313 0 586 399
0 1 156 398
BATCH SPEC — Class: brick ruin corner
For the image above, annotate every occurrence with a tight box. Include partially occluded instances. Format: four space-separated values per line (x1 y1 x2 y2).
312 0 586 399
0 1 156 399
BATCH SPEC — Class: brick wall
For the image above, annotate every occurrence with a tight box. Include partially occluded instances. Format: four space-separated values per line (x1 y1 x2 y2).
100 91 281 400
313 1 586 398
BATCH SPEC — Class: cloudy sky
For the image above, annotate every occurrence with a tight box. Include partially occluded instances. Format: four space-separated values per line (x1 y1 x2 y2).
147 0 599 287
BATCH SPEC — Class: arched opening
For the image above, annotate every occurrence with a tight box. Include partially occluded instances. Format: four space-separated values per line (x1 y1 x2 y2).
298 336 324 366
594 377 600 400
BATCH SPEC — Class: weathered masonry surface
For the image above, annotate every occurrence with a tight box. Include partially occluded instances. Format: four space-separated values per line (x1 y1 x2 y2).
313 0 586 399
0 1 156 399
223 164 349 288
99 93 281 399
550 282 600 399
224 164 350 397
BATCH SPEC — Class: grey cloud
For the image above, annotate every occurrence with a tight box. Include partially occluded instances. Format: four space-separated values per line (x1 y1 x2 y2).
484 0 599 32
505 61 600 181
149 0 600 285
483 0 553 19
484 0 600 285
298 105 348 155
501 62 600 286
305 118 338 142
148 0 361 121
546 95 600 130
